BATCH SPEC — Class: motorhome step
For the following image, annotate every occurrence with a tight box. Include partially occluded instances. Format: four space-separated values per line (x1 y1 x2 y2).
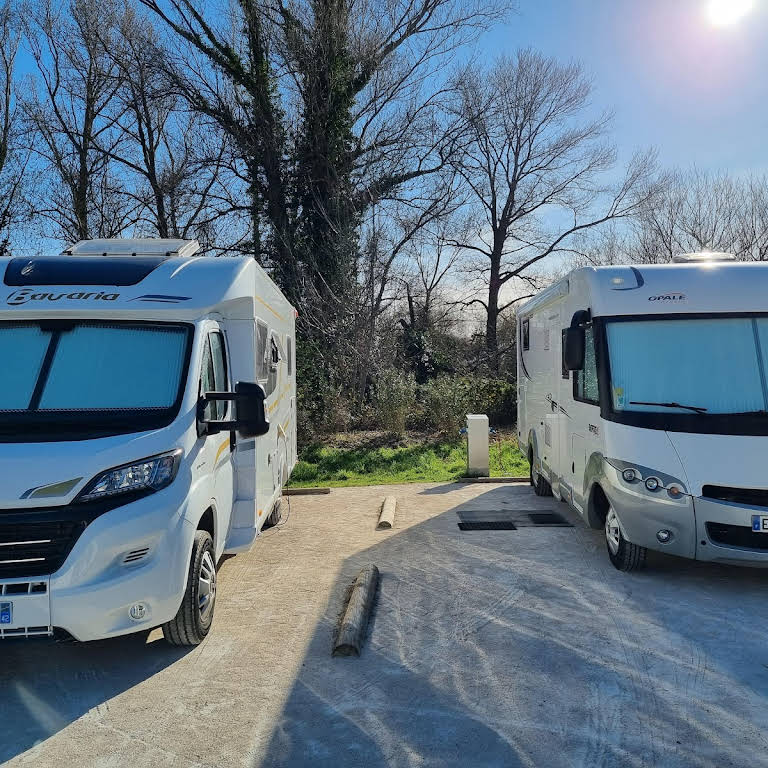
284 488 331 496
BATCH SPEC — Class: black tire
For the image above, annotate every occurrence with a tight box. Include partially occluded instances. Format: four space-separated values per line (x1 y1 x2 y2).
531 458 553 497
263 497 283 529
605 507 647 572
163 530 217 646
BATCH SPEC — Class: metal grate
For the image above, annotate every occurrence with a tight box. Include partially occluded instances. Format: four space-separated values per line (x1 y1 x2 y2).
0 625 53 639
524 512 573 527
0 521 85 578
458 521 518 531
706 522 768 550
703 485 768 508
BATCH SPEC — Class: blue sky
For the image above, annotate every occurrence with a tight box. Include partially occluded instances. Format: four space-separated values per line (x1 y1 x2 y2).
480 0 768 174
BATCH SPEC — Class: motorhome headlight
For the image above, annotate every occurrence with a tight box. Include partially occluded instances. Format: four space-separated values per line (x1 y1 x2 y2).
77 450 182 503
622 468 637 483
644 477 660 492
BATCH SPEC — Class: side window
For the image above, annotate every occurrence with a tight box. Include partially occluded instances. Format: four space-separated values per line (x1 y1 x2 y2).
255 320 268 380
266 335 280 397
200 337 216 421
575 326 599 404
287 336 293 377
209 331 229 419
522 319 530 351
560 329 570 379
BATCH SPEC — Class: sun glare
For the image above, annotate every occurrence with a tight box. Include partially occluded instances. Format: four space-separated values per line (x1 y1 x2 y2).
706 0 755 27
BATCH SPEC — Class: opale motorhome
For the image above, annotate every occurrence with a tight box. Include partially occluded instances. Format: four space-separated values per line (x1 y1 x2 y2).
517 254 768 570
0 239 296 644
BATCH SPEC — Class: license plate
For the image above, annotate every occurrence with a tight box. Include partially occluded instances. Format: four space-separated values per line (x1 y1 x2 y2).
0 602 11 624
752 515 768 532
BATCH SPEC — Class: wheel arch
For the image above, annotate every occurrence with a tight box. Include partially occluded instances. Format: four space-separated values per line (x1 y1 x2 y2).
586 482 610 530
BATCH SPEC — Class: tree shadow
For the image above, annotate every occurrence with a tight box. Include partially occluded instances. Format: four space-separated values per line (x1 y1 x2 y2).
257 485 768 768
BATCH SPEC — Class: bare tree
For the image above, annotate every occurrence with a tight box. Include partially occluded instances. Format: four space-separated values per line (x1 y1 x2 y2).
450 50 658 371
97 7 229 246
23 0 134 243
0 1 28 255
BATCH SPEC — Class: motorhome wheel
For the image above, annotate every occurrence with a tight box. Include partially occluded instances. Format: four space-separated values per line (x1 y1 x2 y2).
605 507 646 572
162 530 217 646
531 461 553 497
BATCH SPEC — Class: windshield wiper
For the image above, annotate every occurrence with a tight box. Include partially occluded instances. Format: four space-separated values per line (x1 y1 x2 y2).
629 401 708 414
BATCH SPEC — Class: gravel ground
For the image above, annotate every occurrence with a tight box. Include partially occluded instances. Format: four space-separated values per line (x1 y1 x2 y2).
2 481 768 767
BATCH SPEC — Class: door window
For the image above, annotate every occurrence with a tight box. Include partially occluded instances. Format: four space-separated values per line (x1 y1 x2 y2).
209 331 229 419
574 326 599 404
200 337 216 421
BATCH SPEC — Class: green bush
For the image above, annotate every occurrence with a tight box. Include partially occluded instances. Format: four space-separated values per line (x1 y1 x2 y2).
421 375 517 434
371 368 417 435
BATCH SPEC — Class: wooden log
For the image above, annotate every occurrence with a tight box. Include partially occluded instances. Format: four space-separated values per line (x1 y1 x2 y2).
332 565 380 657
457 476 528 484
377 496 396 529
283 487 331 496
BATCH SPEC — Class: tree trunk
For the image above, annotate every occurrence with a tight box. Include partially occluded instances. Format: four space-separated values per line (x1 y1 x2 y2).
486 249 502 373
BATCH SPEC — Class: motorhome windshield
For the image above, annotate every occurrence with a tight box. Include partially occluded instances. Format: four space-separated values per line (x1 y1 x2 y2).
606 316 768 416
0 321 191 440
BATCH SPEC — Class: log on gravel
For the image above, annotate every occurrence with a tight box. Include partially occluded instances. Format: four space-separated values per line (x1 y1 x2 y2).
333 565 380 657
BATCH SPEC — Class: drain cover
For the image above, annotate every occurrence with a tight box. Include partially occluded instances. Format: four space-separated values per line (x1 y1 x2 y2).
525 512 573 527
458 521 518 531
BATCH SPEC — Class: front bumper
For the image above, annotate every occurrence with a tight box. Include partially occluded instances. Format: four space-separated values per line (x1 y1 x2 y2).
0 487 194 641
694 497 768 565
606 469 768 564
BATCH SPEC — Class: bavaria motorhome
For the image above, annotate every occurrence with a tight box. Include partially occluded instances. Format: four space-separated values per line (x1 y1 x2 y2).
0 239 297 644
517 252 768 570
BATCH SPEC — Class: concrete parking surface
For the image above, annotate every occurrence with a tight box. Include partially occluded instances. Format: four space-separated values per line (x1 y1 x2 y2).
2 481 768 767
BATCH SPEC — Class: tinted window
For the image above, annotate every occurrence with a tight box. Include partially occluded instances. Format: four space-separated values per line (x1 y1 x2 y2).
287 336 293 377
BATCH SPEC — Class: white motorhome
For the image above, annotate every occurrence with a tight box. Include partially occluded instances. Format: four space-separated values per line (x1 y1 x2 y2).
0 239 297 644
517 253 768 570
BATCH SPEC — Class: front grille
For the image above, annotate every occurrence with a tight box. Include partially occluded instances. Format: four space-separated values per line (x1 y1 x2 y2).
706 522 768 550
0 520 86 577
702 485 768 508
0 625 52 639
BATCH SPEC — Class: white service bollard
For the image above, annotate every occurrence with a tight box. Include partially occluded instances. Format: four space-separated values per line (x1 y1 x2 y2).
466 414 489 477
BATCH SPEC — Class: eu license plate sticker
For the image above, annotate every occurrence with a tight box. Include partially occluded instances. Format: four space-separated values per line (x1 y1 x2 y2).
751 515 768 533
0 602 11 624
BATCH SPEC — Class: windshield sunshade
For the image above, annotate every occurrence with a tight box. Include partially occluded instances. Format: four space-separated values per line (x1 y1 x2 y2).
606 317 768 415
0 322 191 439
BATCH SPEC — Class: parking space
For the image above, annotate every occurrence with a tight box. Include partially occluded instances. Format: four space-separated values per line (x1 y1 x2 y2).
2 482 768 767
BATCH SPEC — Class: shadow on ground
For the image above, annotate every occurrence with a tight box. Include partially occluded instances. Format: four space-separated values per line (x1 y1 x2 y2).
259 486 768 768
0 630 192 762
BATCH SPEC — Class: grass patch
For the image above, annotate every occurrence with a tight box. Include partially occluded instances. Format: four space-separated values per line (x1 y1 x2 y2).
288 431 529 488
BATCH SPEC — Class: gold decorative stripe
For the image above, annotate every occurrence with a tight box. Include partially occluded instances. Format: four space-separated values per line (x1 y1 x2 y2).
215 438 230 464
256 296 284 322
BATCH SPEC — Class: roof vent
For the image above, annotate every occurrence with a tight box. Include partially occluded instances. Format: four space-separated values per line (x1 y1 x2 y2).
63 238 200 258
672 251 737 264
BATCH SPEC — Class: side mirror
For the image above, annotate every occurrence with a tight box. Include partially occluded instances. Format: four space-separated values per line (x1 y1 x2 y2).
198 381 270 438
563 327 585 371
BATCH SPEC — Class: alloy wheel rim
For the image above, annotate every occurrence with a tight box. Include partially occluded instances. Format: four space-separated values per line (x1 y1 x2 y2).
198 550 217 623
605 507 621 555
